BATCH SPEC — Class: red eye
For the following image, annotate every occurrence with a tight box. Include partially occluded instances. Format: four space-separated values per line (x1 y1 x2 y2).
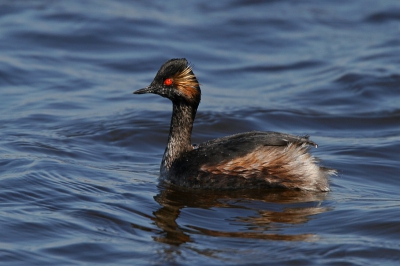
164 78 173 86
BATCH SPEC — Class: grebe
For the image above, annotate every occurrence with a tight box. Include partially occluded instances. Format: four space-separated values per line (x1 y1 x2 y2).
134 58 335 191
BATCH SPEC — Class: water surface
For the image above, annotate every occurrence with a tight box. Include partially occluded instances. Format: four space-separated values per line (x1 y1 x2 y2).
1 1 400 265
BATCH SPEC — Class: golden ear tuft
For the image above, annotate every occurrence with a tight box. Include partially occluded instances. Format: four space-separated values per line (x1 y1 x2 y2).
172 65 200 102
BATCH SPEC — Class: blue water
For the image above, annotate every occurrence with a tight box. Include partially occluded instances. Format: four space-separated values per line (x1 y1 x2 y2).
1 1 400 265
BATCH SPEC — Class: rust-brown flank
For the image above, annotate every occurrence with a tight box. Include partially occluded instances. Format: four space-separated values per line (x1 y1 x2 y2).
172 65 200 102
199 143 326 190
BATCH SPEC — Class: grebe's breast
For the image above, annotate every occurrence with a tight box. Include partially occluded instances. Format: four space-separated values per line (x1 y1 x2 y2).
165 131 332 191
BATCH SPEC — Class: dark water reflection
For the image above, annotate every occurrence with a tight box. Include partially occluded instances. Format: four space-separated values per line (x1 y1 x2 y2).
152 186 329 246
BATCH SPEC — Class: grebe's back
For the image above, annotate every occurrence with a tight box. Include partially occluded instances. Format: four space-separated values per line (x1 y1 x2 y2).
166 131 333 191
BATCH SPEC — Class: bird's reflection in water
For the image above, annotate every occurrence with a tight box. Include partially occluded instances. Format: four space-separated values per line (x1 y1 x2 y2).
147 183 330 246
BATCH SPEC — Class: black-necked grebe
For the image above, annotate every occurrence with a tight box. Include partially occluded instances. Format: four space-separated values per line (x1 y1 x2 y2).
134 58 336 191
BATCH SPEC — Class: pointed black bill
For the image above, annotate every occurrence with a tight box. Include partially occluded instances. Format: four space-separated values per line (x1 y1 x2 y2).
133 86 153 94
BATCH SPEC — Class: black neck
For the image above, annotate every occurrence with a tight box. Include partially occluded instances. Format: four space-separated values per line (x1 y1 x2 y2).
161 102 197 172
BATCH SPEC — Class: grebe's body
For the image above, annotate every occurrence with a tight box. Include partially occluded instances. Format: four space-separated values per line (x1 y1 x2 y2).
134 58 335 191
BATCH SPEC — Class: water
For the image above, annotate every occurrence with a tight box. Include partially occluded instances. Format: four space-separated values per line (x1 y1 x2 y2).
1 1 400 265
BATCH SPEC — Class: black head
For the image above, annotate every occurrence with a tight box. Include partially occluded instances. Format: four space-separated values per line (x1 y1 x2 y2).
134 58 201 105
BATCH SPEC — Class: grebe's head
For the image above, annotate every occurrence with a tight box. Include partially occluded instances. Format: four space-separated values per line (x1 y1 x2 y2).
134 58 201 106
